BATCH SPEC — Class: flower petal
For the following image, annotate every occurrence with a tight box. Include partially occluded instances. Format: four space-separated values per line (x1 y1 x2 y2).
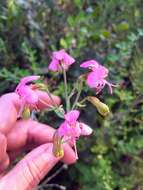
80 60 99 70
63 52 75 65
20 76 40 86
48 59 60 71
64 110 80 124
53 49 65 60
49 49 75 72
58 122 70 137
79 123 93 136
96 65 109 78
86 72 99 88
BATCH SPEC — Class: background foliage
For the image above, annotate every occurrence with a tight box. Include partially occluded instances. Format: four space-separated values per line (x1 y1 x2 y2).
0 0 143 189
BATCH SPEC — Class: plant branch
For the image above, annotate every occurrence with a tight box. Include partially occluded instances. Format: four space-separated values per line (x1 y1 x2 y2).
43 183 66 190
46 87 58 108
62 67 70 112
72 79 83 110
36 164 68 190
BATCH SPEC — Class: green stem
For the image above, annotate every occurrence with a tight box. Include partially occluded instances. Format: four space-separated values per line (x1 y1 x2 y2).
39 98 64 118
46 88 58 108
69 80 78 99
72 80 83 110
78 97 88 105
62 67 70 112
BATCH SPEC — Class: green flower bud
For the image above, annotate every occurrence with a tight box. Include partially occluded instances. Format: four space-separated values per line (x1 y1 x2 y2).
87 96 110 117
53 131 64 157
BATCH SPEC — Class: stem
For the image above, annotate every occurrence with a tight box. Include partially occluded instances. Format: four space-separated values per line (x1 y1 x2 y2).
68 80 78 99
62 67 70 112
39 98 64 117
43 184 66 190
46 88 57 107
78 97 88 105
72 79 83 110
40 164 68 186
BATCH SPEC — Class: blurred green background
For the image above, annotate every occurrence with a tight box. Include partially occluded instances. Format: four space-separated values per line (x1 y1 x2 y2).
0 0 143 189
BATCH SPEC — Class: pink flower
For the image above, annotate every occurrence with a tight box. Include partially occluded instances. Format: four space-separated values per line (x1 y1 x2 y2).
15 76 40 117
48 49 75 71
16 75 40 104
80 60 115 94
58 110 93 159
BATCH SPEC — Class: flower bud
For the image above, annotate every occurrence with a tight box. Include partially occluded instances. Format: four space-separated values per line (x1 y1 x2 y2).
87 96 110 117
22 105 31 119
53 131 64 157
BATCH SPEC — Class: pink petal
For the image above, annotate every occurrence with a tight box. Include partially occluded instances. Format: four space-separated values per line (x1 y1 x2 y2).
48 59 60 71
96 65 109 78
58 120 82 141
58 121 70 137
64 110 80 124
80 60 99 70
53 49 75 65
50 49 75 71
63 52 75 65
16 76 40 93
25 88 39 104
86 72 99 88
79 123 93 136
53 49 65 60
20 76 40 86
74 122 82 137
18 86 38 104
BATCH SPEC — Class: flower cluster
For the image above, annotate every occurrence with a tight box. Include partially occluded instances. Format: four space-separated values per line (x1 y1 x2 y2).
15 49 116 159
57 110 92 159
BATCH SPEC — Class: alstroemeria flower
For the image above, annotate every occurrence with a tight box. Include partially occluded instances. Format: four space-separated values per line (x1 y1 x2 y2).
57 110 93 159
48 49 75 71
80 60 115 94
15 75 40 117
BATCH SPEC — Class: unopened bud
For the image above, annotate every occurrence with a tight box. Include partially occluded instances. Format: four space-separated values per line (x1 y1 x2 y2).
87 96 110 117
22 105 31 119
53 131 64 157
